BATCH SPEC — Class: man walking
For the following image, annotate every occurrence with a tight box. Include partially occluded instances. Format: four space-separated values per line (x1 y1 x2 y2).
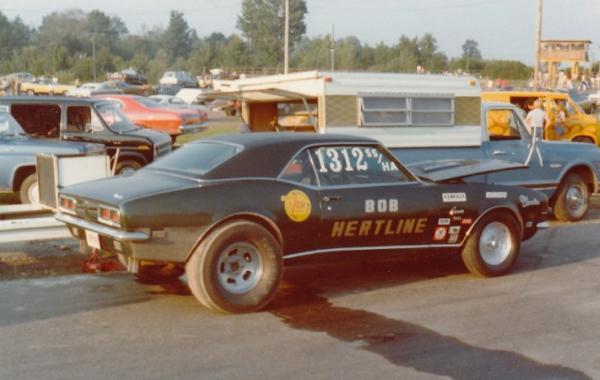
525 99 548 140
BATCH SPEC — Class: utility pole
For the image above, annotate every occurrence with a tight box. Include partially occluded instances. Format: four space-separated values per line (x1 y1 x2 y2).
284 0 289 74
330 24 335 71
91 34 97 82
534 0 543 89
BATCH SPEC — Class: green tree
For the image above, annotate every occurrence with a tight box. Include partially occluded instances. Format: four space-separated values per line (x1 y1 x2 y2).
237 0 307 68
162 11 193 61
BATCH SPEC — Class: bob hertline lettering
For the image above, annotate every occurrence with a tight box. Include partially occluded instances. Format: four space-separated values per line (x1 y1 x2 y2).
331 218 428 238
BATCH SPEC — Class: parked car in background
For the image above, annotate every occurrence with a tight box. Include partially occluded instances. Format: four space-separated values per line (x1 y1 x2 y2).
0 96 172 175
159 71 197 88
482 90 600 145
96 94 207 142
102 80 153 96
56 133 549 313
21 78 74 96
67 82 125 97
148 95 208 115
152 84 182 96
0 110 105 203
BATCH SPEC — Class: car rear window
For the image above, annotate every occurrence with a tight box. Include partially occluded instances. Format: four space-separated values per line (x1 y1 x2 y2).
147 142 243 176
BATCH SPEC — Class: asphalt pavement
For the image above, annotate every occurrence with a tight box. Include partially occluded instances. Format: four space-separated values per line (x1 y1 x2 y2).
1 220 600 379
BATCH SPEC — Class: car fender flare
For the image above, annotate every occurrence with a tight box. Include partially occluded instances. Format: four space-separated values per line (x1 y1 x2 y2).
557 162 598 193
184 211 283 263
460 205 524 245
10 164 36 191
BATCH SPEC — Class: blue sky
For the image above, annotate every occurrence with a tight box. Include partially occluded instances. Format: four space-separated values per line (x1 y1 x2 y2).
1 0 599 64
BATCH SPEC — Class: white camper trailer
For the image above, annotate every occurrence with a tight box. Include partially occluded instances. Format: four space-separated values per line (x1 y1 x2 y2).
212 71 482 148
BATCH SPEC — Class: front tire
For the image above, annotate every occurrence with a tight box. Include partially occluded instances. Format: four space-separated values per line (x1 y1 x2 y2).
186 220 282 313
553 173 589 222
461 212 521 277
18 173 39 204
115 159 142 176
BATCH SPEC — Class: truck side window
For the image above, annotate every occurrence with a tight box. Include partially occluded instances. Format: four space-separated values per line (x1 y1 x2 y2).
487 110 522 141
10 104 60 138
66 106 91 132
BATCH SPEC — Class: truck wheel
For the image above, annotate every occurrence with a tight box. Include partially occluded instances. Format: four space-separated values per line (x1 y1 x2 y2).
19 173 39 204
26 90 34 96
573 136 594 144
186 220 282 313
115 160 142 176
553 173 589 222
135 263 185 284
461 212 521 277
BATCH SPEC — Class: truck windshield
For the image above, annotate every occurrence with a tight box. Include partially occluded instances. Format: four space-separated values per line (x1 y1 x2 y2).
94 102 139 133
146 142 242 176
0 112 26 136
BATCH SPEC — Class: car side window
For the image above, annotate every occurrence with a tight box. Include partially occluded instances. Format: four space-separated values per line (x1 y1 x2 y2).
280 150 318 186
66 106 92 132
487 110 522 140
309 145 412 186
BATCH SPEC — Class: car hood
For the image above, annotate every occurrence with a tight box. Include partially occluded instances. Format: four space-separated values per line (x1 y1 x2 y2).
61 169 197 206
407 159 527 183
121 126 172 145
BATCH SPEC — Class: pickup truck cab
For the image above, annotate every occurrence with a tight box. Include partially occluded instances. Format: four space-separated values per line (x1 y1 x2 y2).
482 90 600 145
0 96 172 174
390 103 600 222
0 111 105 203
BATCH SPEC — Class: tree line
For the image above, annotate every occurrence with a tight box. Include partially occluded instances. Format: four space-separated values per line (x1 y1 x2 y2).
0 0 532 83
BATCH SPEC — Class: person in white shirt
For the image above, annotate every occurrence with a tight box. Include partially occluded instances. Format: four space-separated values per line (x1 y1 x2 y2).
525 99 548 140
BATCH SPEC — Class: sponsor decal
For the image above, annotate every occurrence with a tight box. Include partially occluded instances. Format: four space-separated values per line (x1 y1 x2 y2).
449 206 464 216
442 193 467 203
433 226 447 241
550 163 562 169
330 218 428 238
486 191 507 199
519 195 541 208
525 221 534 228
438 218 451 225
365 199 399 214
281 190 312 222
461 218 473 225
452 216 462 222
448 234 459 244
449 226 461 234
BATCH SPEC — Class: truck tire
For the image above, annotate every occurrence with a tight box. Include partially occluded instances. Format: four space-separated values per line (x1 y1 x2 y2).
26 90 34 96
461 212 521 277
186 220 282 313
19 173 39 204
135 263 185 284
553 173 589 222
115 160 142 175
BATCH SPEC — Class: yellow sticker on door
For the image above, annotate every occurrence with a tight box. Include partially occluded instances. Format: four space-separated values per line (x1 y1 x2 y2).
281 190 312 222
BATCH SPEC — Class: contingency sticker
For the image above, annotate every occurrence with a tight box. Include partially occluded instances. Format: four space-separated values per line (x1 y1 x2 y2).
433 226 447 241
486 192 507 199
442 193 467 203
281 190 312 222
438 218 451 225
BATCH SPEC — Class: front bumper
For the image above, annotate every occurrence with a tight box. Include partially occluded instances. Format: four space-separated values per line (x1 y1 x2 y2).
179 122 207 135
55 212 149 242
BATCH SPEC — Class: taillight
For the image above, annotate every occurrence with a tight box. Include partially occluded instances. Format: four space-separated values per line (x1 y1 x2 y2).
59 195 77 214
98 205 121 227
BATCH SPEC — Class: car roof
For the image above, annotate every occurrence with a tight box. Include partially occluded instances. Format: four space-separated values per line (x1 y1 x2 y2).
196 133 380 179
0 95 104 105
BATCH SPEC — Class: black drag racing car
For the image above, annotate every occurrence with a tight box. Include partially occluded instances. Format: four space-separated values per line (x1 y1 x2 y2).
56 133 549 313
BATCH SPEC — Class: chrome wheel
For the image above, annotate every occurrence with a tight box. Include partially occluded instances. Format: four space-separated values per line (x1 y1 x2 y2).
565 183 587 218
217 242 263 294
479 222 512 266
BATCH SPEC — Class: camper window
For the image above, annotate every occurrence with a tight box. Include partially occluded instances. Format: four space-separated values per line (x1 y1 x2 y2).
360 95 453 127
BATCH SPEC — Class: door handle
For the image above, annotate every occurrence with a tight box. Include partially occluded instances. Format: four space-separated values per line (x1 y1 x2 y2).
492 150 509 156
322 195 342 202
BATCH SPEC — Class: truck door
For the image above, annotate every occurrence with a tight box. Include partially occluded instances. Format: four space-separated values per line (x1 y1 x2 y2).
484 108 553 188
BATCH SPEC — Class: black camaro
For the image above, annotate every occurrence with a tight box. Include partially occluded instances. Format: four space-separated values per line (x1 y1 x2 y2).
56 133 549 313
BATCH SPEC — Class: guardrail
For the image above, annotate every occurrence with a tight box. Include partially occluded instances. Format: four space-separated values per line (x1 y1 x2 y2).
0 204 71 243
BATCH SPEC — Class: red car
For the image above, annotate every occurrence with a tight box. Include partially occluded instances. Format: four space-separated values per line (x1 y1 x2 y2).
95 95 207 142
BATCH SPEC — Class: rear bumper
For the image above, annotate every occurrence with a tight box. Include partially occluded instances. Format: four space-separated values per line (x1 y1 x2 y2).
179 122 207 135
55 212 149 241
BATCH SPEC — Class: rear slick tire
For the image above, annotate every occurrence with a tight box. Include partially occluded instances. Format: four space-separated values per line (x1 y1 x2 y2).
461 212 521 277
185 220 282 314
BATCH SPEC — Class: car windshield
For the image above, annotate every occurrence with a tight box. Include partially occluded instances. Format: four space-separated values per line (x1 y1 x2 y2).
147 142 243 176
94 102 138 133
0 112 26 136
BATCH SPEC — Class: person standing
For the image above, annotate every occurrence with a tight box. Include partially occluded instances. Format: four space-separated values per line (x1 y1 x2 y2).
525 99 549 140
